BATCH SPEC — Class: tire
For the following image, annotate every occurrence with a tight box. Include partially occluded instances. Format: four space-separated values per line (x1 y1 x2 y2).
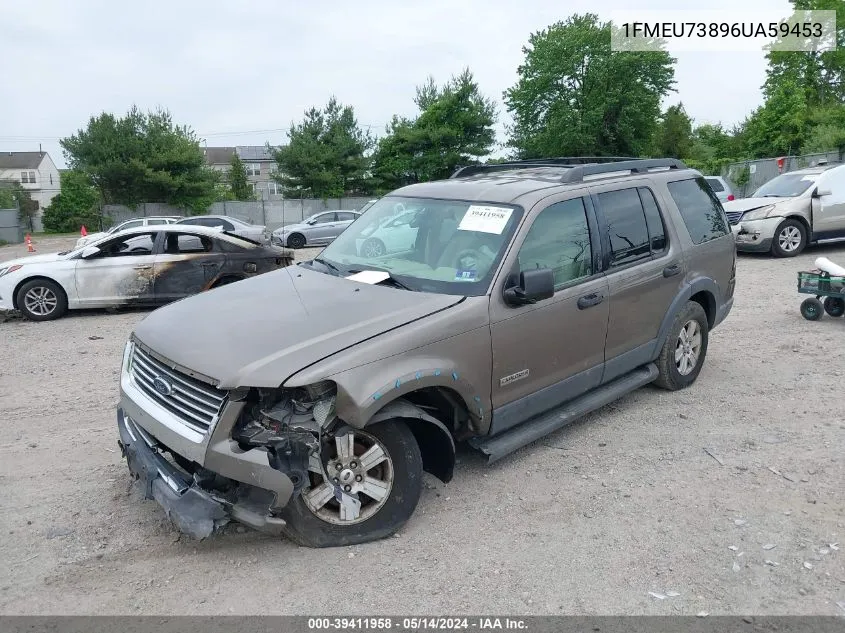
279 421 422 548
823 297 845 317
654 301 709 391
15 279 68 321
801 297 824 321
361 237 387 258
771 219 807 257
287 233 306 249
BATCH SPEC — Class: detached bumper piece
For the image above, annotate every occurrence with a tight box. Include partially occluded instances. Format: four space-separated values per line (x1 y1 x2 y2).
117 409 285 539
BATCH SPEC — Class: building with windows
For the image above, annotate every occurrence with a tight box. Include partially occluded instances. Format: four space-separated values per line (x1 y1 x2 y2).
0 151 61 231
203 145 283 199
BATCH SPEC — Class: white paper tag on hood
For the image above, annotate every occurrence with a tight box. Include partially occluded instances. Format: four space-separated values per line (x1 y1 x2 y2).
346 270 390 284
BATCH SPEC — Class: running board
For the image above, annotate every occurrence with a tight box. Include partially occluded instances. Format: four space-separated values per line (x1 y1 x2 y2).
471 364 659 463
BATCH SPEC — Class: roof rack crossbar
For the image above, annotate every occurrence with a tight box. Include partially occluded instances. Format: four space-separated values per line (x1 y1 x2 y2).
450 157 686 180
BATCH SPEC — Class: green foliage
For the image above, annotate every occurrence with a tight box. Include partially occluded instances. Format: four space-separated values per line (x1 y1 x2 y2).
653 103 693 158
273 97 373 199
733 165 751 187
504 14 676 158
228 153 254 201
41 170 101 233
801 105 845 153
0 182 38 227
744 78 809 157
61 105 220 213
371 69 497 191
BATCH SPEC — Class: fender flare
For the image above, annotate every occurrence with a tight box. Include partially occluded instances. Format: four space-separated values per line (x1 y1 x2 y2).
368 399 455 483
654 277 718 358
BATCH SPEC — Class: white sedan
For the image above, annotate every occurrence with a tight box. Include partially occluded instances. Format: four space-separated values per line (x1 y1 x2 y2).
75 216 180 248
1 225 292 321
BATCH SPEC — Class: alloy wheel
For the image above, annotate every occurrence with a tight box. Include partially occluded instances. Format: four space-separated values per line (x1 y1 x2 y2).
675 319 702 376
778 226 802 252
23 286 58 316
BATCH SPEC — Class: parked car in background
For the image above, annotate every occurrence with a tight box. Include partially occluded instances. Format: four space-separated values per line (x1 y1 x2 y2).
75 216 180 249
704 176 736 203
355 208 420 257
176 215 270 244
271 210 361 248
0 225 293 321
724 162 845 256
116 157 735 547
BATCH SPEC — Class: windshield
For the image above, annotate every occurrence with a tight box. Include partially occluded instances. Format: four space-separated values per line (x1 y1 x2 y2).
315 196 524 296
753 173 818 198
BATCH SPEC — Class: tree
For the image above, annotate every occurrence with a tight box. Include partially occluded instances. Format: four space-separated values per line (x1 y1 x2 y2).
0 182 38 229
764 0 845 107
41 170 101 233
371 69 497 190
653 104 693 158
272 97 372 198
228 153 254 201
744 78 809 157
504 14 676 158
61 106 220 213
801 105 845 153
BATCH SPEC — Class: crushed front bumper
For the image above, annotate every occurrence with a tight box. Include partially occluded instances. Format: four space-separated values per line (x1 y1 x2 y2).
117 408 286 539
734 216 781 253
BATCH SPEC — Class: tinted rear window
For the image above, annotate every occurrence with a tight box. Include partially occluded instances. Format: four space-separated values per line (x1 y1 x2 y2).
667 178 730 244
597 189 651 266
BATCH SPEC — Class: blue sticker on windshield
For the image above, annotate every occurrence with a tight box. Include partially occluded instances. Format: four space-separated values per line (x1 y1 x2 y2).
455 269 477 282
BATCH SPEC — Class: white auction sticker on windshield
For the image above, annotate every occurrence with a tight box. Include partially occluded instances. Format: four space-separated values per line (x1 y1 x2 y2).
458 206 513 234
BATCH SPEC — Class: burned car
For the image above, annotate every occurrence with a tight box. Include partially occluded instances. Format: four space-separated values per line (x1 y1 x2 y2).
0 225 293 320
117 158 734 547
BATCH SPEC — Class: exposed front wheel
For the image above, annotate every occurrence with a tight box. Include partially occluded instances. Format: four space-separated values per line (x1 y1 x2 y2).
823 297 845 317
287 233 306 249
654 301 709 391
771 219 807 257
15 279 68 321
279 421 422 547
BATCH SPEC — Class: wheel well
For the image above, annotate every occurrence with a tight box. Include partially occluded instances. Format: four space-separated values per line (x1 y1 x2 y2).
785 215 811 235
12 276 67 310
401 386 470 433
211 274 244 288
689 290 715 328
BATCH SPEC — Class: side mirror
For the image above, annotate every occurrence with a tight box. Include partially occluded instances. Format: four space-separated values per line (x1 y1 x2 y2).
814 188 832 197
80 245 101 259
503 268 555 306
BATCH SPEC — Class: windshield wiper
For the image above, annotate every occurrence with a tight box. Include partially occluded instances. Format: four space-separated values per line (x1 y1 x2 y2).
313 257 340 274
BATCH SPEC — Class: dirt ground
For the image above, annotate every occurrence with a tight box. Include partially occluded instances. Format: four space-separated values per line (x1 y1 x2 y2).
0 234 843 616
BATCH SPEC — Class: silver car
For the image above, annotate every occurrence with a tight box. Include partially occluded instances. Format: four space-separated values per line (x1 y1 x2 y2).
271 210 361 248
176 215 270 244
704 176 736 203
75 216 180 249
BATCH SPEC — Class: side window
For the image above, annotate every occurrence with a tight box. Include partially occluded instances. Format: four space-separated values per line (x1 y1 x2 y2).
667 178 729 244
517 198 592 287
705 178 725 192
146 218 168 226
638 187 667 253
164 233 213 254
597 189 650 267
97 232 158 257
217 219 235 231
337 212 356 221
178 218 199 226
315 213 337 224
114 219 143 232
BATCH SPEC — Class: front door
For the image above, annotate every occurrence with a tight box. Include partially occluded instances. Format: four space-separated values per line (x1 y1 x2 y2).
812 169 845 240
153 232 225 303
309 212 340 244
74 232 159 306
489 194 609 435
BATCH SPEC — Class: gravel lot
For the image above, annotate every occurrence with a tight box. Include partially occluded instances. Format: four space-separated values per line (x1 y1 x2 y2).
0 235 843 615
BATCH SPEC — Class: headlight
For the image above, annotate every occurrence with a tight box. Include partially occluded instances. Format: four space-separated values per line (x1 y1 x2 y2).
0 264 22 278
741 205 776 221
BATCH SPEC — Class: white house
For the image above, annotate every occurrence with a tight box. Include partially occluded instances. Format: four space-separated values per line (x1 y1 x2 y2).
0 151 61 231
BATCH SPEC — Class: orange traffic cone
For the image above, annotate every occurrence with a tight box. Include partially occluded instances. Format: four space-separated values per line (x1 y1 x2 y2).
80 225 88 237
25 234 36 253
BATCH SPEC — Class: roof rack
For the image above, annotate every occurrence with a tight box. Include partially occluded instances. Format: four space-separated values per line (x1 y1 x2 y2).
450 157 687 183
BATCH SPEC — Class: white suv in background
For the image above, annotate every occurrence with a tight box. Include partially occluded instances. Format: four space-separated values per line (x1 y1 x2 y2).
705 176 736 203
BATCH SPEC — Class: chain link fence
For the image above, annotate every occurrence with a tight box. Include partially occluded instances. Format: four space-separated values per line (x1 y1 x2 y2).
723 150 844 198
100 197 376 231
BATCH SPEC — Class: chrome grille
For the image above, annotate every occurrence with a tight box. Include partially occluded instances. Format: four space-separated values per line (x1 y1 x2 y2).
726 211 743 225
130 344 227 434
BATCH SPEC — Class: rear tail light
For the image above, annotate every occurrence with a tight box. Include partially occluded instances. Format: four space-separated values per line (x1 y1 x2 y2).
727 194 735 201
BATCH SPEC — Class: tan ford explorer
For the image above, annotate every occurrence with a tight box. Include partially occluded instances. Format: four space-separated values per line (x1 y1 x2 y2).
116 158 736 547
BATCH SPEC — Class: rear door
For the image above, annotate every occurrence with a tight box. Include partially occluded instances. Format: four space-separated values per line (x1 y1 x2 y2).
590 183 684 382
811 168 845 239
153 232 226 303
74 231 159 306
489 193 609 434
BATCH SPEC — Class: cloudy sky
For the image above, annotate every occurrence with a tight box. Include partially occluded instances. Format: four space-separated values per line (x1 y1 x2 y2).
0 0 790 168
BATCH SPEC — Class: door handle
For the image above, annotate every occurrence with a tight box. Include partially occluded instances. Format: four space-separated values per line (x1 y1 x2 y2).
133 265 152 270
577 293 604 310
663 263 682 278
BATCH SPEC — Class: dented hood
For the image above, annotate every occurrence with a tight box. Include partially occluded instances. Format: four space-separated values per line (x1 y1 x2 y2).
722 196 792 213
132 265 463 389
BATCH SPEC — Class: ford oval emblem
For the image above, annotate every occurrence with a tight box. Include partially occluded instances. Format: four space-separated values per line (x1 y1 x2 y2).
152 376 173 396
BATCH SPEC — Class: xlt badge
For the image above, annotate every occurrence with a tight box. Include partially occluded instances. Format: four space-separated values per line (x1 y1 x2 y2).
500 369 529 386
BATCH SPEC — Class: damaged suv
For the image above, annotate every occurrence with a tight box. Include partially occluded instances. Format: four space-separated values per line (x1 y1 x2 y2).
117 158 735 547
